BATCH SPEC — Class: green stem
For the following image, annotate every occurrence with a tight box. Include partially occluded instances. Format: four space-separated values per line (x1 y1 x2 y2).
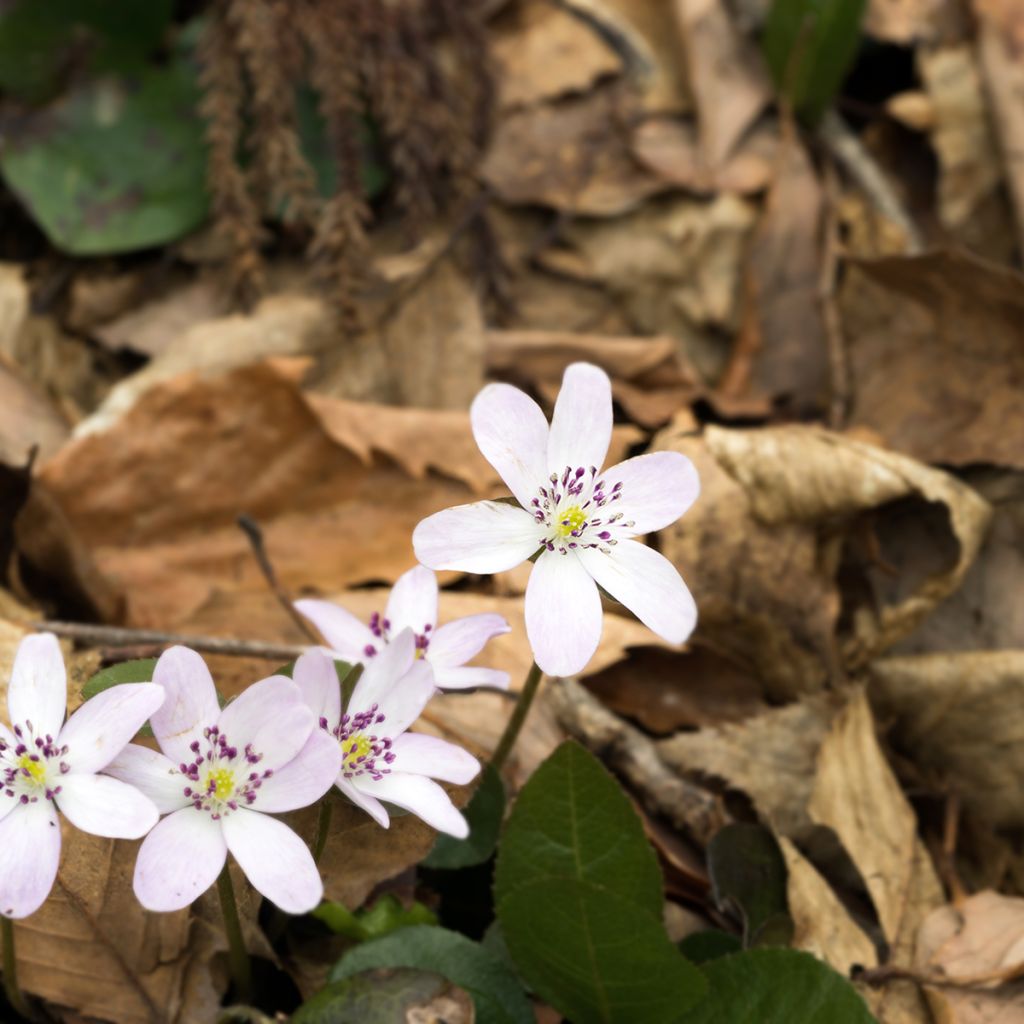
1 916 32 1021
312 797 333 865
216 866 252 1004
490 661 544 772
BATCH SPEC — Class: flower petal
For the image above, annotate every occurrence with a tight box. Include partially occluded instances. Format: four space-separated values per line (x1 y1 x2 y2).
254 727 340 813
217 676 313 772
372 659 436 737
337 776 389 828
56 773 158 839
577 540 696 645
222 809 323 914
429 665 510 691
525 551 602 677
599 451 700 535
292 650 342 731
427 613 510 668
150 646 221 763
103 744 190 814
366 773 468 838
0 799 61 918
8 633 66 739
293 599 376 661
390 733 479 784
59 683 165 775
349 628 417 713
385 565 438 635
413 501 541 574
546 363 612 479
470 382 550 508
134 807 227 911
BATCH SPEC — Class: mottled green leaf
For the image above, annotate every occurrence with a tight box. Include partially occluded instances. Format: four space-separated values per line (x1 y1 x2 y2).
292 968 449 1024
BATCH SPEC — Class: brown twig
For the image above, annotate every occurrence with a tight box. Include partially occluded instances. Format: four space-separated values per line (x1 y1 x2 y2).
819 158 849 430
856 957 1024 991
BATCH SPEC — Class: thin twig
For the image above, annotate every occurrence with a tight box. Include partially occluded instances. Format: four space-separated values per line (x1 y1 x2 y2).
819 158 849 430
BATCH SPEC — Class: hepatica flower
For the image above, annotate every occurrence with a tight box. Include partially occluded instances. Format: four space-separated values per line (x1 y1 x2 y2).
294 630 479 838
295 564 510 690
413 363 699 676
105 647 340 914
0 633 163 919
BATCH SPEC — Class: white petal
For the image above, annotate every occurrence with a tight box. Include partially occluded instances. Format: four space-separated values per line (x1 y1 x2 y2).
56 773 158 839
59 683 165 775
525 551 602 677
413 501 541 574
254 728 341 813
546 363 612 480
429 665 510 691
134 807 227 911
427 613 510 668
293 599 377 661
384 565 438 635
8 633 66 739
222 809 323 914
150 646 221 763
366 774 468 839
471 381 550 509
216 676 313 772
372 659 436 737
598 451 700 535
577 540 697 645
293 650 342 731
390 733 480 784
0 799 61 918
103 744 190 815
349 628 417 713
336 776 389 828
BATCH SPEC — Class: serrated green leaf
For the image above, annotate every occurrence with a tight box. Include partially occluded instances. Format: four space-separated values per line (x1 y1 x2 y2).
292 968 449 1024
313 894 437 942
683 948 878 1023
423 763 505 869
329 926 533 1024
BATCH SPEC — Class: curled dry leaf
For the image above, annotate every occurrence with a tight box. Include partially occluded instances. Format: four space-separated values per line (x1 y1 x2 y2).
864 0 970 43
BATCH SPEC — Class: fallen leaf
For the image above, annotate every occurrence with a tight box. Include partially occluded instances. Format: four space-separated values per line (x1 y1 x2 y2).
0 355 69 465
865 0 970 43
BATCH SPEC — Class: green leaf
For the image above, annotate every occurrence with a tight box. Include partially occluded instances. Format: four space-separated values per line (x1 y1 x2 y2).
707 823 793 948
82 658 158 699
292 968 450 1024
313 894 437 942
1 61 208 255
761 0 867 125
494 741 707 1024
678 930 743 964
683 948 878 1023
423 763 505 869
329 926 533 1024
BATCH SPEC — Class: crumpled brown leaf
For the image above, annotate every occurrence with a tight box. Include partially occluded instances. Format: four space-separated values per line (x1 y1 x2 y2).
864 0 969 44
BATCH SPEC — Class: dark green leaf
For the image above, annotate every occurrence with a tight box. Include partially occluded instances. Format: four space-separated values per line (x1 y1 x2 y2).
707 823 793 948
329 926 533 1024
678 930 743 964
313 894 437 942
82 658 157 699
683 948 878 1023
292 968 449 1024
423 763 505 869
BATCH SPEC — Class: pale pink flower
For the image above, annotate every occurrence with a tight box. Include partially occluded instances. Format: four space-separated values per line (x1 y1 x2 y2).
293 631 479 838
0 633 163 918
413 363 699 677
105 647 340 914
295 565 510 690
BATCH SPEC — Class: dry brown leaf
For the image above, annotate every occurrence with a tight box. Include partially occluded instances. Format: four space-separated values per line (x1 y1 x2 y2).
865 0 969 43
0 356 69 465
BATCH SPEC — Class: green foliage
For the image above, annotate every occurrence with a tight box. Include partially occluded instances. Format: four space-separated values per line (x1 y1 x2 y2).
678 930 743 964
82 658 158 699
707 823 794 947
313 894 437 942
494 741 707 1024
761 0 867 125
423 763 505 869
683 948 878 1023
292 968 451 1024
330 926 533 1024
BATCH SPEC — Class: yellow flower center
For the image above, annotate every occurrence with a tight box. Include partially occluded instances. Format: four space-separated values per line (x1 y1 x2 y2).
344 733 373 769
205 767 236 801
555 505 587 538
18 754 46 784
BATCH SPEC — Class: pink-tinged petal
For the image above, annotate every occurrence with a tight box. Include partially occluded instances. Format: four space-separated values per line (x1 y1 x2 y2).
222 809 323 914
390 733 479 784
150 646 221 763
8 633 66 739
372 659 436 737
217 676 313 772
365 773 468 838
55 773 158 839
525 551 602 677
599 451 700 535
59 683 165 775
134 807 226 911
254 728 340 813
349 628 417 713
0 796 15 824
427 613 510 668
103 744 190 815
385 565 439 635
547 363 612 480
428 665 510 691
413 501 541 574
577 540 696 645
470 382 550 509
336 776 389 828
0 799 61 918
293 599 376 661
293 650 342 732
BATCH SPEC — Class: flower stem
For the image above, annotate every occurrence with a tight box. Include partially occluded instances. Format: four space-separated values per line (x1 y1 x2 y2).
1 916 32 1021
490 661 544 772
216 866 252 1004
312 797 333 865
